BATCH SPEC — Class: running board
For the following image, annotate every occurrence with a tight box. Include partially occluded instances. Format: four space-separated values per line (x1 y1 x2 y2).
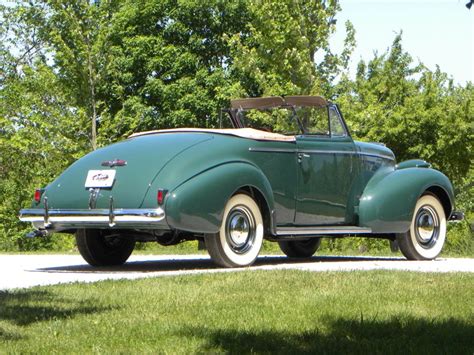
275 226 372 236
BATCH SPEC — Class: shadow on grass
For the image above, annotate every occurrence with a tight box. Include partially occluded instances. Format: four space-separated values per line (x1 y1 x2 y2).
0 327 22 341
0 289 115 340
36 255 404 274
183 316 474 354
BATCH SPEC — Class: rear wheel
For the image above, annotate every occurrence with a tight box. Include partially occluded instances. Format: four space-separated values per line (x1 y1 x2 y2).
75 229 135 266
278 238 321 258
205 194 264 268
396 194 446 260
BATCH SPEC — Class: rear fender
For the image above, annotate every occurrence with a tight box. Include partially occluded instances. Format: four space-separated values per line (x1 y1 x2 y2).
164 162 274 234
359 166 454 233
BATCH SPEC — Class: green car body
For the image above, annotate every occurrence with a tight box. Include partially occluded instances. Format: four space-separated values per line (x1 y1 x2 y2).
20 96 462 266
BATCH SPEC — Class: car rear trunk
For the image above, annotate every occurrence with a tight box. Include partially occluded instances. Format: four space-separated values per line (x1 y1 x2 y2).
41 133 212 209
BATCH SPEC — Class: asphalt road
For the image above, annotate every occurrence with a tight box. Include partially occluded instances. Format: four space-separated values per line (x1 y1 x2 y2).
1 254 473 290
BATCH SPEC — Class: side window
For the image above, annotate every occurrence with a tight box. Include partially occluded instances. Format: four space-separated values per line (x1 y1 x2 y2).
329 107 346 137
297 107 329 135
241 108 300 135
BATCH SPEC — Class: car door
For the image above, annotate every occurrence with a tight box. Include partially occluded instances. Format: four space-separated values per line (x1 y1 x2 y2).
295 105 358 225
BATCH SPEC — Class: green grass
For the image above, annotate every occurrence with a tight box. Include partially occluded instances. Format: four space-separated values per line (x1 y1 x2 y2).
1 270 473 353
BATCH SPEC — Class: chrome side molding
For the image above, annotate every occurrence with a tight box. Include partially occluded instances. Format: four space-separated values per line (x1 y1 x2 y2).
276 226 372 236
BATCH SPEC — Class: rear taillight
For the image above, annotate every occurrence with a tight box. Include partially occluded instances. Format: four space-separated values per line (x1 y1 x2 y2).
34 189 44 203
157 189 167 205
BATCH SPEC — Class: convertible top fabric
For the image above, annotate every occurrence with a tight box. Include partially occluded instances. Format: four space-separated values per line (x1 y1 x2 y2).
129 128 296 142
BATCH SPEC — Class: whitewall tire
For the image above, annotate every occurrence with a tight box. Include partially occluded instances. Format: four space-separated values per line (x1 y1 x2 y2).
205 194 264 268
396 194 447 260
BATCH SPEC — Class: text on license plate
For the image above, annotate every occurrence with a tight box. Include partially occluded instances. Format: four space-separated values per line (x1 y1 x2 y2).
85 170 116 188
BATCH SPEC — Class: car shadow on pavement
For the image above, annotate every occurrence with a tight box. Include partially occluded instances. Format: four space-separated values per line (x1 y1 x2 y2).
35 255 405 274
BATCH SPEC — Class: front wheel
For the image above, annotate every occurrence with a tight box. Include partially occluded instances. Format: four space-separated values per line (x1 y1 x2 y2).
205 194 264 268
396 194 446 260
75 229 135 266
278 238 321 258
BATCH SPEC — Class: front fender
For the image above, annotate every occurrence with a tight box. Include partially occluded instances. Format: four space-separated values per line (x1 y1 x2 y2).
164 162 274 234
359 166 454 233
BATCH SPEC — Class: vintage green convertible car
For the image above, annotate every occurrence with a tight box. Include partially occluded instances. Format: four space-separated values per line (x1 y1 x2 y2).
20 96 463 267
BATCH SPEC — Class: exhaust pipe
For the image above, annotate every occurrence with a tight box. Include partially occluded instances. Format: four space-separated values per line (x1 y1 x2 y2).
25 229 49 238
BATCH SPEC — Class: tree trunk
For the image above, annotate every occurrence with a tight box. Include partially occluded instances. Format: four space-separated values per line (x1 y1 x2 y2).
87 45 97 150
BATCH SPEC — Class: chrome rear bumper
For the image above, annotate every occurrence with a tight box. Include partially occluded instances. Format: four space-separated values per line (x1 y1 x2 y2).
19 207 166 230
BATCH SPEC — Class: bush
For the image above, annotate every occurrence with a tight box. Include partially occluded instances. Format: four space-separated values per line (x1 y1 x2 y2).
445 221 474 256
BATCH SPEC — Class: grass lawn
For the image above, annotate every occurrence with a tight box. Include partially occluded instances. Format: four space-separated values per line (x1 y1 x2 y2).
0 270 473 354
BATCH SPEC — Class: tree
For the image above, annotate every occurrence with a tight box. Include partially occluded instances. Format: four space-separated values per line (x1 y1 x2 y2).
337 34 473 186
0 1 93 248
228 0 355 97
97 0 355 141
3 0 118 150
97 0 251 142
0 63 88 249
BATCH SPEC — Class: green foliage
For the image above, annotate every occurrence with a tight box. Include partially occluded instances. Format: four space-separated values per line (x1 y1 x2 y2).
98 0 251 141
336 34 473 187
229 0 355 97
39 0 119 150
0 63 88 250
445 222 474 256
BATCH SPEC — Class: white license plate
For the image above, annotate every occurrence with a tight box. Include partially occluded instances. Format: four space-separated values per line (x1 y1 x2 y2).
85 170 116 188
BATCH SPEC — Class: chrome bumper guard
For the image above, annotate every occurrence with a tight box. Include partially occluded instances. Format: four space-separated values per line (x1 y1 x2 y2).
19 207 165 229
449 211 464 222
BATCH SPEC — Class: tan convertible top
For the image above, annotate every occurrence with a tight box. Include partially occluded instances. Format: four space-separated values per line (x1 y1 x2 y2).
129 128 296 142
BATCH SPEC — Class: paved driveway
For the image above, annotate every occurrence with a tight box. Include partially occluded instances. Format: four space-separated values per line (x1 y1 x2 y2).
1 254 473 290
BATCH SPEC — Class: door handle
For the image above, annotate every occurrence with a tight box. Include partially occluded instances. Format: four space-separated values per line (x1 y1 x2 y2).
297 153 310 163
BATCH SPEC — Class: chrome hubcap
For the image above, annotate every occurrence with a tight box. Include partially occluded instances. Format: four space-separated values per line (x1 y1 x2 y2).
229 215 249 244
225 206 255 254
415 205 440 249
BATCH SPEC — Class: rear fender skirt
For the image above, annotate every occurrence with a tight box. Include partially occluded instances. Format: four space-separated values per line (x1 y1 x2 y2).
358 167 454 233
164 162 274 234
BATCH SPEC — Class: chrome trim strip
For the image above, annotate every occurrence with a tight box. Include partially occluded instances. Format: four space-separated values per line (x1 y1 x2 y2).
249 147 394 161
276 226 372 236
249 147 297 153
358 152 395 161
109 197 115 227
299 149 395 161
19 207 165 227
299 149 354 155
44 197 50 227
